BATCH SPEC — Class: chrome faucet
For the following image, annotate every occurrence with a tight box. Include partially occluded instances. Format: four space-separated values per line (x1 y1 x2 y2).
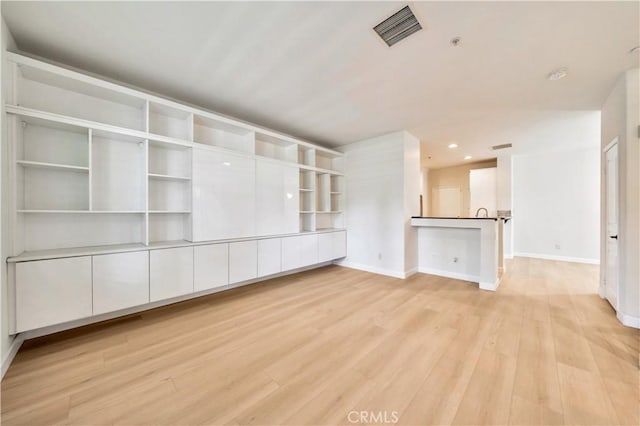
475 207 488 218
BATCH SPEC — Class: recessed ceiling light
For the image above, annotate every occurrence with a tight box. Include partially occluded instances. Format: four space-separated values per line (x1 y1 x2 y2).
448 143 458 149
630 46 640 54
464 155 472 160
547 67 568 81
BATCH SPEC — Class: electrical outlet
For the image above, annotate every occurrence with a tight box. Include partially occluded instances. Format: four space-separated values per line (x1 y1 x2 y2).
378 252 382 260
555 244 561 250
452 257 459 263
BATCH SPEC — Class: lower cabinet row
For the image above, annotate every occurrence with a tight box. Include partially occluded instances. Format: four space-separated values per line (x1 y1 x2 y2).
14 231 346 333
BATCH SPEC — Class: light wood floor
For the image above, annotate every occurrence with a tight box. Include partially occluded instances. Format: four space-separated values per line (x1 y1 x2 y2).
1 258 638 425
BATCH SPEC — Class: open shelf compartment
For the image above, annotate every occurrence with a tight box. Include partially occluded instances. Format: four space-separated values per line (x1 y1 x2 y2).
193 114 254 154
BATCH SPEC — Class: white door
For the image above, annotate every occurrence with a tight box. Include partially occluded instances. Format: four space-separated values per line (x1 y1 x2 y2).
605 141 619 309
432 187 462 217
470 167 497 217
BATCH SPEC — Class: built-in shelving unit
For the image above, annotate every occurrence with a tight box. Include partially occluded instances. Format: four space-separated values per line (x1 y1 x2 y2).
5 52 349 337
6 52 344 258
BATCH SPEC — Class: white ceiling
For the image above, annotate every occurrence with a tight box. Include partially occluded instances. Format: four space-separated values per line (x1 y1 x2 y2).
2 1 638 168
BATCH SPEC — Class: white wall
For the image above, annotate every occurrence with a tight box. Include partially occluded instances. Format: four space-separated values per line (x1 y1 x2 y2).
496 155 512 257
403 132 421 274
427 160 497 217
601 68 640 322
513 147 600 263
339 131 420 278
1 17 19 376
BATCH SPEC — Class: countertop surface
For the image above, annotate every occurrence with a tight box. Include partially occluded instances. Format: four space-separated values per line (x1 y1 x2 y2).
411 216 511 221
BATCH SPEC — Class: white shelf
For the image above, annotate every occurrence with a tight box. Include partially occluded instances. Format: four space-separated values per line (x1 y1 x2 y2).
148 173 191 182
17 160 89 173
149 210 192 214
7 52 345 256
330 191 342 195
17 210 145 214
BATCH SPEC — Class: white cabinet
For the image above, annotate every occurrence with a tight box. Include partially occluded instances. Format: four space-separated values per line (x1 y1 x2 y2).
192 147 256 241
150 247 193 302
194 244 229 292
16 257 92 332
258 238 281 277
281 234 318 271
93 251 149 315
318 231 347 263
229 240 257 284
255 159 299 236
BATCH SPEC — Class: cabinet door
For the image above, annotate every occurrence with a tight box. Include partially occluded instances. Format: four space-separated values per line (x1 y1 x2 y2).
194 244 229 292
258 238 281 277
255 159 299 236
16 256 92 332
150 247 194 302
281 234 318 271
333 231 347 259
229 240 257 284
192 147 255 241
318 232 335 263
93 251 149 315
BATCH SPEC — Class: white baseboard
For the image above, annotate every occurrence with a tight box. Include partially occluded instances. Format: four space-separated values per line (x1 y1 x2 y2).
404 267 419 278
514 252 600 265
416 267 479 283
617 312 640 329
479 280 499 292
598 284 606 298
2 334 24 379
336 261 407 279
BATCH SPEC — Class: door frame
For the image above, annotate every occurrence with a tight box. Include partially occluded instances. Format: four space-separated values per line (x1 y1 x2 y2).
603 137 619 309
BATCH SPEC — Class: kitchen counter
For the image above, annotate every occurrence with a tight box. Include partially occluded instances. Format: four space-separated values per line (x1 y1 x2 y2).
411 217 506 291
412 216 511 222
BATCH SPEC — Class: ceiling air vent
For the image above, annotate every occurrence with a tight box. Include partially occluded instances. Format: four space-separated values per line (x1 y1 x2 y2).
492 143 513 151
373 5 422 47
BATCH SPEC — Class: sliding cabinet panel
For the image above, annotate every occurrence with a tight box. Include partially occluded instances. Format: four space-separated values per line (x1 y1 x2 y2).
255 159 299 236
281 234 318 271
192 147 255 241
150 247 193 302
194 244 229 292
229 240 257 284
16 256 92 332
258 238 281 277
93 251 149 315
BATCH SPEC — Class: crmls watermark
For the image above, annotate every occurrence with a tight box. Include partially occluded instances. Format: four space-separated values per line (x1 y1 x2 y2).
347 410 399 424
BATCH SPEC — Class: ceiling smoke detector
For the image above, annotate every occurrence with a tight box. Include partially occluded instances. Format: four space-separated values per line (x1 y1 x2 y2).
547 67 568 81
373 5 422 47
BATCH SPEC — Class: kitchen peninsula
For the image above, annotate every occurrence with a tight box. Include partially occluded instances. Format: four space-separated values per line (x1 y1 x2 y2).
410 216 510 291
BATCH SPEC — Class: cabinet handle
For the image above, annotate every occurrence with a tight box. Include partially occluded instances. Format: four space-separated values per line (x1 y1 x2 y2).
610 235 618 239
